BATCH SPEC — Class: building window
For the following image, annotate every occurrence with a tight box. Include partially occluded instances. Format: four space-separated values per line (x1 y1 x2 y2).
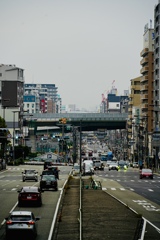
27 104 29 108
32 104 34 108
0 73 2 77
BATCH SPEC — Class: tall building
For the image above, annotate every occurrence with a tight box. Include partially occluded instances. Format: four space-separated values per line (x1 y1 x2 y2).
0 64 24 146
154 2 160 130
140 23 154 134
127 76 141 139
24 83 61 113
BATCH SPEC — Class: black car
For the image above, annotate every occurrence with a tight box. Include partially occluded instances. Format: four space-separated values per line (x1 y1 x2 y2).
40 175 58 191
42 167 59 179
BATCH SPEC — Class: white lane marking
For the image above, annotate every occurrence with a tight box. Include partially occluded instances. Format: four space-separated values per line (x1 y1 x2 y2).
133 200 160 212
129 188 134 191
117 179 121 181
111 188 116 190
11 188 17 191
131 180 135 182
2 180 16 186
148 189 154 192
102 187 107 190
120 188 125 191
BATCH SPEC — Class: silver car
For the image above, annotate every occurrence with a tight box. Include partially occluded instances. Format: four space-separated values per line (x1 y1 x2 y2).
5 211 40 239
22 170 38 182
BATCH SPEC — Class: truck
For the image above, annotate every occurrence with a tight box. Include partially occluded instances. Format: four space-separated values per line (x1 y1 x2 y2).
82 160 94 176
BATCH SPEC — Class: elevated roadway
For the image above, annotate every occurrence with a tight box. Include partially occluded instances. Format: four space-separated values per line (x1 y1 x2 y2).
24 112 128 132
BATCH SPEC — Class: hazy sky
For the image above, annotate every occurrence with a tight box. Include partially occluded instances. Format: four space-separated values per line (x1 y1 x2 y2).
0 0 158 111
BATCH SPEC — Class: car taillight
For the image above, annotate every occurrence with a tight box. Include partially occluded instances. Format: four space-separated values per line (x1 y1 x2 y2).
28 221 35 225
6 220 12 225
37 194 40 197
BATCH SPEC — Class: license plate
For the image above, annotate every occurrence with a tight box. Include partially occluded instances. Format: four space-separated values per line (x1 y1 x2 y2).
27 196 32 199
46 181 51 185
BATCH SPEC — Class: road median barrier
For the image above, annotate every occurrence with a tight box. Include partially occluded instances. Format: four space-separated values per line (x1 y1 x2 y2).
82 178 102 190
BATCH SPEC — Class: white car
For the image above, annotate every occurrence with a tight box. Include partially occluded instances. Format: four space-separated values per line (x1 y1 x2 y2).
108 162 119 171
132 162 139 168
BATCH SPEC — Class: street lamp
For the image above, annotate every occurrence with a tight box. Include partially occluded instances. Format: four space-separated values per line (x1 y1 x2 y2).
12 110 20 164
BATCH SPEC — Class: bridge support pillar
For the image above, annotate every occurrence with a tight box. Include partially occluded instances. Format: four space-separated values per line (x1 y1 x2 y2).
30 134 36 153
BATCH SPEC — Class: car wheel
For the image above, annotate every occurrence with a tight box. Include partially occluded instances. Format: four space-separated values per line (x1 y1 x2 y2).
38 201 42 207
23 179 25 182
6 232 10 240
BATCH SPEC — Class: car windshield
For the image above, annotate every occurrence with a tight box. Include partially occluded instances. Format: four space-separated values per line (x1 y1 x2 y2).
11 215 31 221
22 187 38 193
42 170 54 175
74 166 80 170
142 169 152 173
25 170 35 174
42 175 56 180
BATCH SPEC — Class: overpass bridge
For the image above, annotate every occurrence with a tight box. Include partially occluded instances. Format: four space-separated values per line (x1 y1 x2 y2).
24 112 128 132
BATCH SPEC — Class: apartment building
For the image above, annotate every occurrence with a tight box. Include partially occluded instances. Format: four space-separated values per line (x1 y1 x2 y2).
24 83 61 113
127 77 141 138
140 24 154 133
0 64 24 145
154 2 160 129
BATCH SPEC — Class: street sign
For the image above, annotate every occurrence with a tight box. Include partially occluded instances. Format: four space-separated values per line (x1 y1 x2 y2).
47 153 52 159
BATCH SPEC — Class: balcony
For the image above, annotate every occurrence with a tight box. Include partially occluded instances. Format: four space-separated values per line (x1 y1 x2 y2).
141 85 148 91
129 94 134 98
141 94 148 99
129 101 133 105
140 66 149 74
141 75 148 83
140 48 148 57
140 57 149 65
155 53 159 59
141 103 148 109
155 42 159 49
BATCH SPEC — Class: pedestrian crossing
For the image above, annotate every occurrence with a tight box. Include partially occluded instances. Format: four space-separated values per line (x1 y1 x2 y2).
102 187 156 192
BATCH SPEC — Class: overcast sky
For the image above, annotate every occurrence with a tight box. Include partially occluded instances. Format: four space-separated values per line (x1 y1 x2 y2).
0 0 158 111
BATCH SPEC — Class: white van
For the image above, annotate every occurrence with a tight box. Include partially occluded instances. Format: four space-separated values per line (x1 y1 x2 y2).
82 160 94 176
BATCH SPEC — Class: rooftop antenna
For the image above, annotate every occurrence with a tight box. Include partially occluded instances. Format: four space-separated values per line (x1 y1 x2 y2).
150 19 152 28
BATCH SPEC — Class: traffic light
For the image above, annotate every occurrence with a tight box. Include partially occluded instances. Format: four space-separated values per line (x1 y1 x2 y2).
59 118 67 124
0 128 9 138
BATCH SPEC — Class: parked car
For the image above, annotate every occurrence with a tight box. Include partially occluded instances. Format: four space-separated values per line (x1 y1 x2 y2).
40 174 58 191
132 162 139 168
108 162 119 171
140 168 153 179
22 170 38 182
5 211 40 240
17 186 43 207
